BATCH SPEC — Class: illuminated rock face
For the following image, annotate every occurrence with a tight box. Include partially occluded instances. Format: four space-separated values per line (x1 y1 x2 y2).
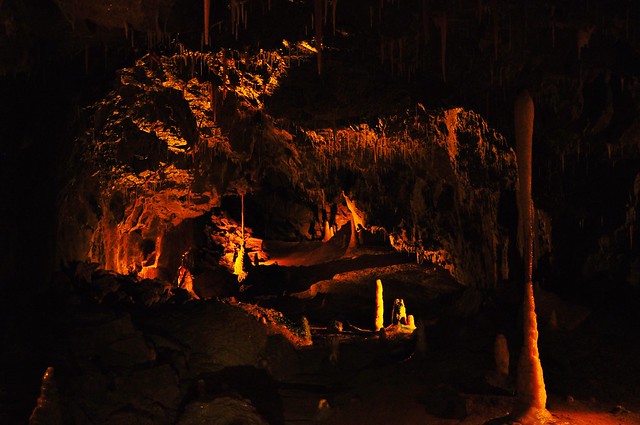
59 47 518 288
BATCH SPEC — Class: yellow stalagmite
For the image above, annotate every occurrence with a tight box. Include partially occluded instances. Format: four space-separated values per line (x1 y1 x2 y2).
375 279 384 331
234 191 248 282
513 90 552 424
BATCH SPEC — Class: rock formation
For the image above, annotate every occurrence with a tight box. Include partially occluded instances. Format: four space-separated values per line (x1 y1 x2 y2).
513 90 552 424
57 46 518 290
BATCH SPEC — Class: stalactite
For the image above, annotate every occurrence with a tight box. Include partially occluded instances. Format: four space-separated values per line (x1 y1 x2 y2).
422 0 430 45
332 0 338 35
204 0 210 46
399 37 404 76
314 0 323 76
550 6 556 48
491 0 499 61
513 90 552 424
29 367 62 425
231 0 239 39
435 12 447 82
84 44 89 75
389 38 395 76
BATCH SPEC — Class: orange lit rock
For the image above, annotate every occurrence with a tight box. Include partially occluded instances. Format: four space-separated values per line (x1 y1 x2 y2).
60 47 519 290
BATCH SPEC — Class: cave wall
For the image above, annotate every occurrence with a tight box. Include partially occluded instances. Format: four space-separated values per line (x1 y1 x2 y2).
2 0 640 292
56 46 520 288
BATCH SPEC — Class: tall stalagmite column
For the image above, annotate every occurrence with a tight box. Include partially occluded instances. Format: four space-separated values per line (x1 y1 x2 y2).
513 90 552 424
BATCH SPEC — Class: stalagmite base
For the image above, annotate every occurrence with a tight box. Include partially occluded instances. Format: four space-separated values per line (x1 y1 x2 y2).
513 282 552 424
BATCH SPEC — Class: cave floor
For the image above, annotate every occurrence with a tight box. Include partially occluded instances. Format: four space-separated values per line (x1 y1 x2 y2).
4 241 640 424
241 241 640 425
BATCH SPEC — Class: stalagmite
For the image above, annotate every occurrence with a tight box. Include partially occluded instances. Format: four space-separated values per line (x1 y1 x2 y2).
301 316 312 344
29 367 62 425
495 333 509 376
406 314 415 328
487 333 511 391
513 90 552 424
178 266 199 299
234 245 247 282
391 298 407 325
234 191 248 282
343 192 366 250
375 279 384 331
241 192 245 242
322 220 334 242
348 216 358 249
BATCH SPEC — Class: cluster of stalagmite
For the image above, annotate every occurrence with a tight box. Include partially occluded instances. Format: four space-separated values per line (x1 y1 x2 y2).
373 279 416 333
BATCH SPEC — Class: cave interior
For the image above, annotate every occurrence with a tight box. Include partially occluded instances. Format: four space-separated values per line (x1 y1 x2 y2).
1 0 640 424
